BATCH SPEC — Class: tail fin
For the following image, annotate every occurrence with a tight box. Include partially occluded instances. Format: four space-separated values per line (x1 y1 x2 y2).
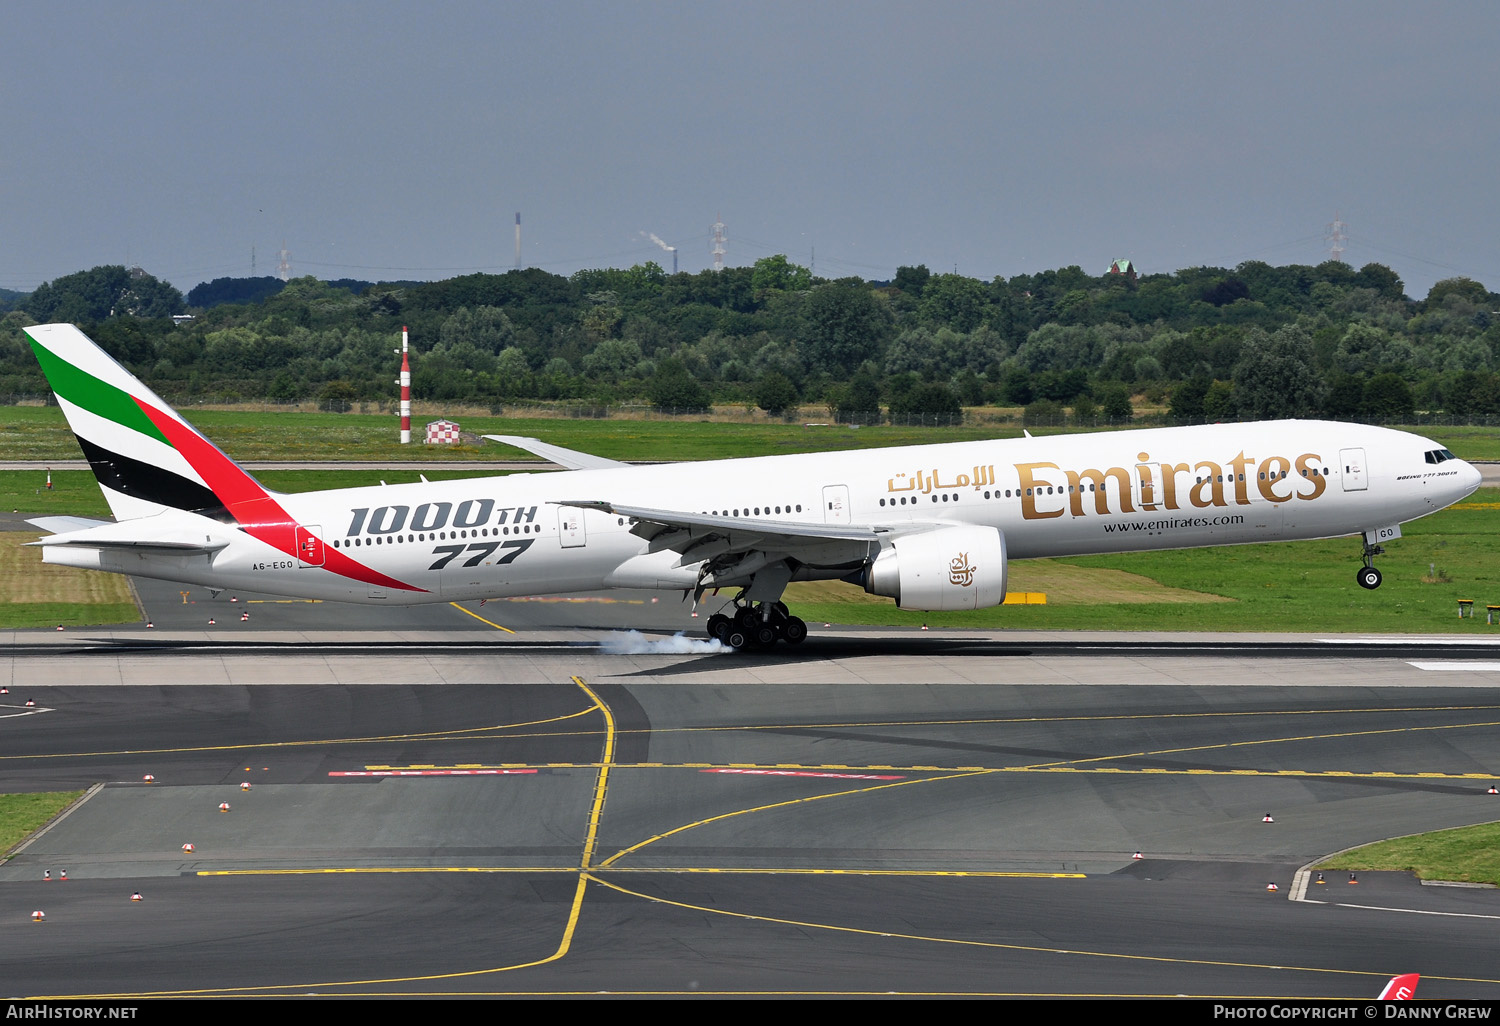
1378 974 1419 1000
24 323 273 523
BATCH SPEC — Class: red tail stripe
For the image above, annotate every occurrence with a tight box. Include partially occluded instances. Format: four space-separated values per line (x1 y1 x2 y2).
133 398 425 593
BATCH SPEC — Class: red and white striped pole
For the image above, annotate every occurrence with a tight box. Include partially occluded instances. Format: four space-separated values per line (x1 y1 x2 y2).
399 326 411 444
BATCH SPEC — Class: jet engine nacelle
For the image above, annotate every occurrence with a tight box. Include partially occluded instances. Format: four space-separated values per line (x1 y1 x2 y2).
862 525 1007 611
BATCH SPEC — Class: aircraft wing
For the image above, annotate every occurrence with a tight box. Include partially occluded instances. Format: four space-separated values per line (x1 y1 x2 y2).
560 499 889 591
558 500 885 545
482 435 629 470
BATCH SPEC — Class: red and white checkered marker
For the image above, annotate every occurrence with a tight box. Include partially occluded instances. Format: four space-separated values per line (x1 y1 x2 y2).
143 774 154 782
31 910 44 922
1262 813 1274 823
181 843 195 853
1266 882 1279 892
240 782 251 791
425 420 461 444
218 803 230 812
1132 851 1143 860
130 892 143 902
207 618 215 625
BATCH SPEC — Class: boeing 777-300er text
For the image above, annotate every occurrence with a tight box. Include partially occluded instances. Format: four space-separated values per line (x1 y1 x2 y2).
21 323 1483 649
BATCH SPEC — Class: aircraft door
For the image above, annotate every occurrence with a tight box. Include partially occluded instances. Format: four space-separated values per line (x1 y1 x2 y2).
558 506 587 548
1340 448 1368 492
296 526 325 567
822 485 850 524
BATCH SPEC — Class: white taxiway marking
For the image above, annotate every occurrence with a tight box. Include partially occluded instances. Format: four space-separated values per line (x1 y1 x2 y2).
0 704 53 718
1406 662 1500 672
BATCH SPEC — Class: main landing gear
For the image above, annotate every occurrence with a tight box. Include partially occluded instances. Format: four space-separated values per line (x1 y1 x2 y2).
1357 536 1385 590
706 601 808 650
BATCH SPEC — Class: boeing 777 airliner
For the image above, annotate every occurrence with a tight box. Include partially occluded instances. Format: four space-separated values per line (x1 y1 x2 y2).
22 324 1482 648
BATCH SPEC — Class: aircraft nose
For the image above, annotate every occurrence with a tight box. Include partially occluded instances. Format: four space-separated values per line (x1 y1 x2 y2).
1462 460 1484 495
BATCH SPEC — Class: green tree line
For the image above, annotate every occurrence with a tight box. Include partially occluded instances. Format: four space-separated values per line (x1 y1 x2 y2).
2 258 1497 423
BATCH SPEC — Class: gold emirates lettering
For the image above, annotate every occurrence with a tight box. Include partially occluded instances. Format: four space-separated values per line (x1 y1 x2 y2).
1017 451 1327 521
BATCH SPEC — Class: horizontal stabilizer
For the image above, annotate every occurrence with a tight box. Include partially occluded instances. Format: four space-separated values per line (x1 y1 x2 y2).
26 516 112 534
28 515 230 555
483 435 629 470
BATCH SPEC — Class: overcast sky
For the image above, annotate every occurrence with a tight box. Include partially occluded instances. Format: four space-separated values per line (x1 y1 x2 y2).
3 1 1496 299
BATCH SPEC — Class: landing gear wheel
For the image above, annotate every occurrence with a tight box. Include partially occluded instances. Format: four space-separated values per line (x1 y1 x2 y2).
780 616 808 645
1357 566 1382 590
751 622 778 647
707 613 731 641
724 626 748 649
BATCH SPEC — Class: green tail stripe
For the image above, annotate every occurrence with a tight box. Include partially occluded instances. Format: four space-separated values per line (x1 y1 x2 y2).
29 339 169 445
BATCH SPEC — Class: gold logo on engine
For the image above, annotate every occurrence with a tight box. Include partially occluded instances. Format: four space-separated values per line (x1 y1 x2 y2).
949 552 975 587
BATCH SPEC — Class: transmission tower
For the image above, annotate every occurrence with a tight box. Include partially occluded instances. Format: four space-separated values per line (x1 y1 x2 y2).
277 241 291 281
711 213 727 272
1325 212 1348 263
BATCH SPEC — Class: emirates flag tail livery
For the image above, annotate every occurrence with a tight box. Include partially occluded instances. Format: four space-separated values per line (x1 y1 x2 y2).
22 323 1482 649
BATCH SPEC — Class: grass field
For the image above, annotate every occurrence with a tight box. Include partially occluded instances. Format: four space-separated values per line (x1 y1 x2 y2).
1317 821 1500 886
0 531 138 628
0 792 85 858
5 404 1500 462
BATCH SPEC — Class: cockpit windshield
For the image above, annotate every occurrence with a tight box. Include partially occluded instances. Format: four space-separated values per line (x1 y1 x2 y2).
1423 449 1458 464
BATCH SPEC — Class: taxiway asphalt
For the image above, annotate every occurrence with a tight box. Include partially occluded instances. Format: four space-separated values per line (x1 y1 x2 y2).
4 615 1500 999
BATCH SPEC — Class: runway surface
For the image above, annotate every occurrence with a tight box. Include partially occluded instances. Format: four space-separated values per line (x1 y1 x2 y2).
5 578 1500 1000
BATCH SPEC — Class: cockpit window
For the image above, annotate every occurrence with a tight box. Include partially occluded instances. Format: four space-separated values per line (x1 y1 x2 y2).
1424 448 1459 464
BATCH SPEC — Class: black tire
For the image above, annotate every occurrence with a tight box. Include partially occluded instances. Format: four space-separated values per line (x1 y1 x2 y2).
752 622 777 646
724 627 748 649
781 616 808 645
1357 566 1382 590
707 613 731 640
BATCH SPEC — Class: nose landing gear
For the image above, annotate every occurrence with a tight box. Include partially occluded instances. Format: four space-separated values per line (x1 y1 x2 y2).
1358 535 1386 590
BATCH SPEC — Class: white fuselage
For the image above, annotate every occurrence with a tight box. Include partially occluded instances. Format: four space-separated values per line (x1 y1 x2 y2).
46 420 1482 605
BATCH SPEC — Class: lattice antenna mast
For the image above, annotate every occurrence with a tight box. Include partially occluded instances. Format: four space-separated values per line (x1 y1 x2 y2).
711 213 727 272
277 241 291 281
514 213 521 271
251 245 256 278
1325 212 1348 263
